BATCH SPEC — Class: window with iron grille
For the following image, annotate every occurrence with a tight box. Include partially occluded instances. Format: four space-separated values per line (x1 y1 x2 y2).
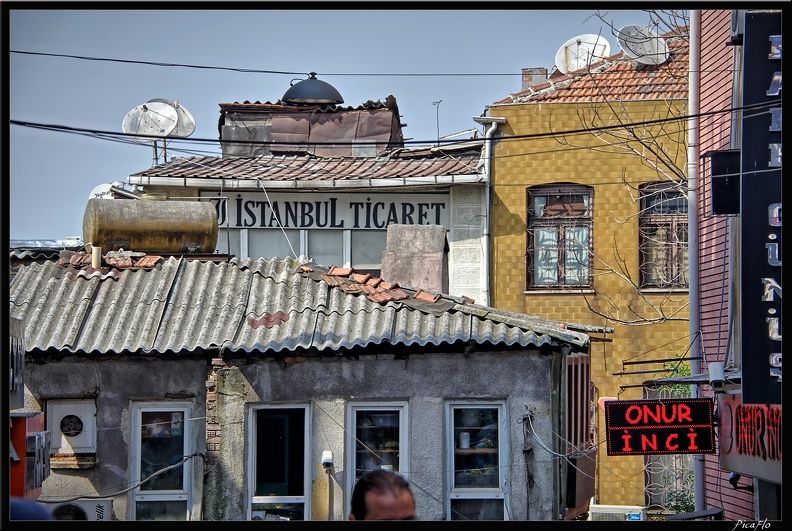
639 182 688 289
526 185 593 289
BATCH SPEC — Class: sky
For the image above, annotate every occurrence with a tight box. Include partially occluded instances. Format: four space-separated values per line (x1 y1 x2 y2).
6 5 660 241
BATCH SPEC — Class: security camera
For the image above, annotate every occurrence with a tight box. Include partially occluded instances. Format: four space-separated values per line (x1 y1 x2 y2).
321 450 334 470
729 472 755 492
708 362 726 392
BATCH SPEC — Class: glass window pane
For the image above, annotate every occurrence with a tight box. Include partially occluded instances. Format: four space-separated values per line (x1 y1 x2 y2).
450 499 504 520
255 408 305 497
534 228 558 285
453 408 499 489
564 226 589 285
249 229 299 260
135 500 188 521
355 410 400 480
140 411 185 491
351 230 386 274
215 228 240 256
307 230 343 267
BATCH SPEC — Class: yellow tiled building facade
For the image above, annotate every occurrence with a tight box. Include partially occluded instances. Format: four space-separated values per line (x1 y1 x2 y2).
487 65 690 507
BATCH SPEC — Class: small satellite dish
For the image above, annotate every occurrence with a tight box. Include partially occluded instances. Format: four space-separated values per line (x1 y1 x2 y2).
122 101 178 143
146 98 196 138
616 25 670 65
89 183 114 200
554 34 611 74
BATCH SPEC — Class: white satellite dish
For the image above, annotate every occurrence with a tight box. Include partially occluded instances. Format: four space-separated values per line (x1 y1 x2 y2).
616 25 670 65
89 183 114 200
554 34 611 74
146 98 196 138
122 101 178 143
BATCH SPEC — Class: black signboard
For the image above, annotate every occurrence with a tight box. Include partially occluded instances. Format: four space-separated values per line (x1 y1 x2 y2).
604 398 716 456
740 11 782 404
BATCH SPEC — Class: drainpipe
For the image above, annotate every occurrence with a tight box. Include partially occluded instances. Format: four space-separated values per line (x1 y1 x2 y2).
472 114 506 307
687 10 705 512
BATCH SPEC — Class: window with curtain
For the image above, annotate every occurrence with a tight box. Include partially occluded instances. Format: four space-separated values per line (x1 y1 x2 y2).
639 182 688 289
526 185 593 289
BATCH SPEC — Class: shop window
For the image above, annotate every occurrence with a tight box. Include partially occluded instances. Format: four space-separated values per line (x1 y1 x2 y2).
248 405 310 521
130 403 192 521
446 402 508 520
526 185 593 289
346 402 409 515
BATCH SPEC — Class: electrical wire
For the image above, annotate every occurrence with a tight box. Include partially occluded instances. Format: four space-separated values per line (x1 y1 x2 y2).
9 49 524 76
8 101 779 149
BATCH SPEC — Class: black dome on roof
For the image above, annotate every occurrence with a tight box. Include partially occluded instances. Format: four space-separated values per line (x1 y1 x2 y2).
282 72 344 105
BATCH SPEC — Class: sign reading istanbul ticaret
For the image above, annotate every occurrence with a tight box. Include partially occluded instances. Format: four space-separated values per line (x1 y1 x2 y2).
200 191 450 230
604 398 716 456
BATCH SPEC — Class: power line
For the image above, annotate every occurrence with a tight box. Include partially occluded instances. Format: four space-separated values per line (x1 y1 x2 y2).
9 49 522 76
9 100 777 148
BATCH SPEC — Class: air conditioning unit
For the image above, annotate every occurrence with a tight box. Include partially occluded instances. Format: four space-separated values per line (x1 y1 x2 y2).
47 498 112 521
46 399 97 454
588 504 647 521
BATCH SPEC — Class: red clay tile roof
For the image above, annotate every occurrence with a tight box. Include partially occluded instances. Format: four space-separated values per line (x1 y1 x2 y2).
128 152 482 183
495 28 688 104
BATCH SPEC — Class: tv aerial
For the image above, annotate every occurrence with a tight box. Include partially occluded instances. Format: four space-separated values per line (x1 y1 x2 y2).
554 34 611 74
122 99 196 165
616 25 670 65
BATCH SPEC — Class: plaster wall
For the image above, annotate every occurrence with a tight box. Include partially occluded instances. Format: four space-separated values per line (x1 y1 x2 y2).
210 349 559 520
21 357 208 521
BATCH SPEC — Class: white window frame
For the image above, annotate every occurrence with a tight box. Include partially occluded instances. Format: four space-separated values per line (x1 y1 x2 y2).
129 401 193 521
246 403 312 521
345 401 409 517
445 400 510 521
217 225 386 275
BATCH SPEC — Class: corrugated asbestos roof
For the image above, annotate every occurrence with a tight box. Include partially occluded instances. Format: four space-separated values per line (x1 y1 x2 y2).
495 28 689 104
9 255 602 356
128 152 482 182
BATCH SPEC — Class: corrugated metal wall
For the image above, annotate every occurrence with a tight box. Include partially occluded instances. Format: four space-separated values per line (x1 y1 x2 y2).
697 9 754 520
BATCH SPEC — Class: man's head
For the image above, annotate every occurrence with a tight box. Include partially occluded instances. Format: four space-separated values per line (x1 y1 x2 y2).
349 469 416 520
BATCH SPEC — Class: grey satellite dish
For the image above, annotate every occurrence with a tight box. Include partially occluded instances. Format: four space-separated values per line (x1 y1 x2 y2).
122 101 178 143
146 98 196 138
554 34 611 74
616 25 670 65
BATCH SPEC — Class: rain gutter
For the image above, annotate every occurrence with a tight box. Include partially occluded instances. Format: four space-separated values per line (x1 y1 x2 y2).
687 9 705 512
473 115 506 307
126 174 485 190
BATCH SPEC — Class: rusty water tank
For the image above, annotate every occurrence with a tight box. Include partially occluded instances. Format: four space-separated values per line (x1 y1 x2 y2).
82 198 218 253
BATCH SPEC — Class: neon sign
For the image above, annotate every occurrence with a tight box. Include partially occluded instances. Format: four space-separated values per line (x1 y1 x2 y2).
604 398 716 456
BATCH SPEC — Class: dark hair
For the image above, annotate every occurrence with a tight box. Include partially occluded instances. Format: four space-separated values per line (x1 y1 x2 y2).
350 469 413 520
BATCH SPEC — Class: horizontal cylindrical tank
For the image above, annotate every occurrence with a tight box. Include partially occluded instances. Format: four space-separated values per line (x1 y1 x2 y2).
83 198 218 253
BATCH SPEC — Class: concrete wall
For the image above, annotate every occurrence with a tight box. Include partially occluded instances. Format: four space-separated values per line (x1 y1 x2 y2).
380 223 449 294
487 100 690 506
208 349 560 520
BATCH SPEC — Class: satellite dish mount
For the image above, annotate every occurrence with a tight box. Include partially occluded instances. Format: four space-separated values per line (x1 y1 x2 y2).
554 34 611 74
122 99 196 166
